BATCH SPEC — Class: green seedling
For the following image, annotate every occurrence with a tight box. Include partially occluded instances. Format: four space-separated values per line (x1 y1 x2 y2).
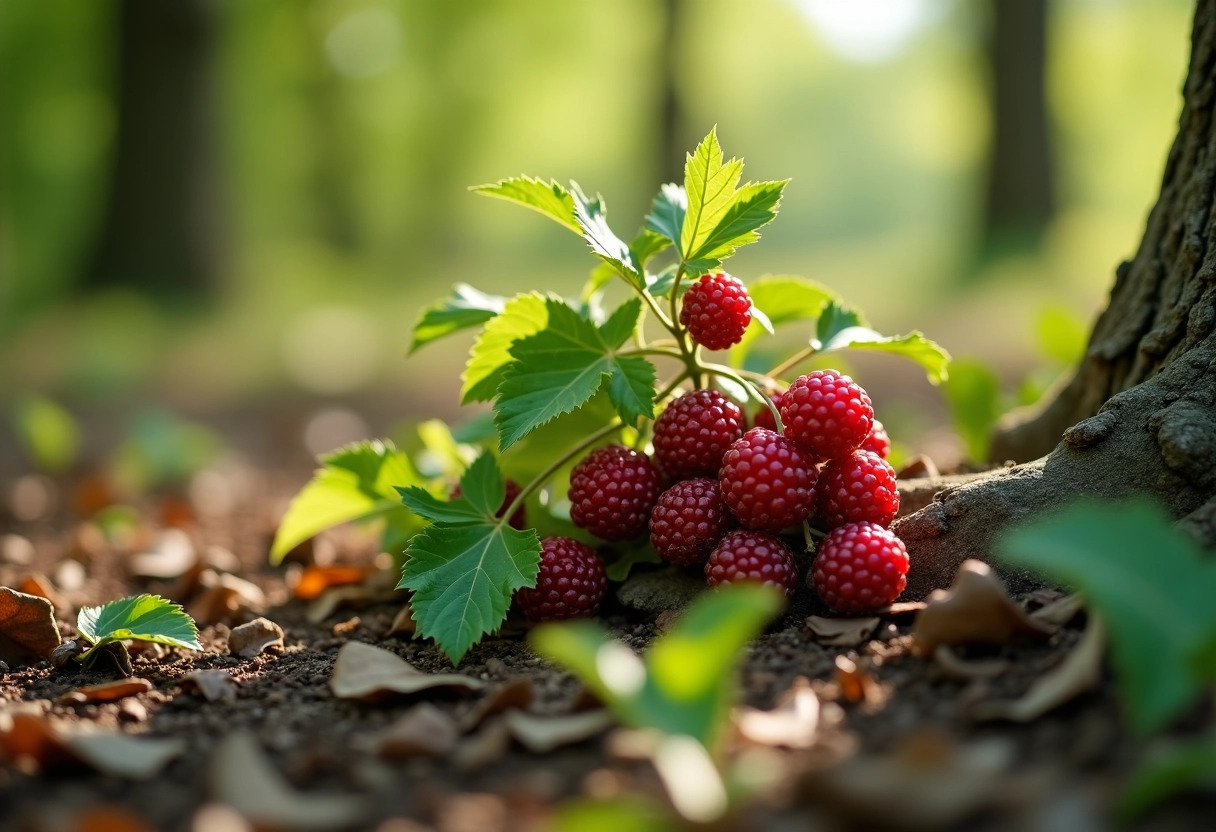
75 594 202 671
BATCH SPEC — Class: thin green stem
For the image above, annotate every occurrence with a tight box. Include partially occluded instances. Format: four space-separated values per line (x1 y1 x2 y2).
501 419 624 524
766 345 818 380
620 347 687 360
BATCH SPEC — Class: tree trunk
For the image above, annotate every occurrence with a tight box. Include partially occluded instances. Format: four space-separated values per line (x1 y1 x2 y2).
897 0 1216 598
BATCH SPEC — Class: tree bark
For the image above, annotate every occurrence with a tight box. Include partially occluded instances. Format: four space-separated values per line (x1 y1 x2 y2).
898 0 1216 598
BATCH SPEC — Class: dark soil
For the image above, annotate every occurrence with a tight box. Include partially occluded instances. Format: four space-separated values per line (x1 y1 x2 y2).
2 456 1214 832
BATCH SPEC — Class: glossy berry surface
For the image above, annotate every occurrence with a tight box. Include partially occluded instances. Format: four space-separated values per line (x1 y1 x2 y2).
816 450 900 528
569 445 661 541
719 428 817 531
516 537 606 621
652 389 745 480
452 478 526 529
860 419 891 460
649 478 732 566
679 273 752 351
705 529 799 598
811 522 908 614
779 370 874 461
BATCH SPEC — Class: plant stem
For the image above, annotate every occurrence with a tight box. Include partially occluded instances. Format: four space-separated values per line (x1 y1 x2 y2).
767 345 818 380
501 419 624 524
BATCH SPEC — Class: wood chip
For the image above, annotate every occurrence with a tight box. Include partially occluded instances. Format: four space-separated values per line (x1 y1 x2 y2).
806 616 880 647
228 618 284 658
58 677 153 705
912 560 1056 655
0 587 61 665
181 669 239 703
502 709 613 753
329 641 483 702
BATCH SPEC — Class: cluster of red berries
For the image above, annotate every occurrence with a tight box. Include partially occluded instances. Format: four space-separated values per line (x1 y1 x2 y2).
515 273 909 621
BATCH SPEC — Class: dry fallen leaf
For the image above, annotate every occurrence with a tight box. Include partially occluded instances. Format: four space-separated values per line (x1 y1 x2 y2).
502 709 613 753
208 734 365 831
17 573 69 614
912 560 1056 655
970 617 1106 723
834 655 885 707
189 570 266 626
0 587 61 666
127 529 197 579
1030 593 1085 628
329 641 484 702
0 708 184 778
292 565 370 601
806 616 881 648
734 677 820 749
932 646 1010 681
364 702 460 759
228 618 284 659
460 678 535 732
386 604 416 638
182 669 239 703
452 717 512 774
58 677 153 705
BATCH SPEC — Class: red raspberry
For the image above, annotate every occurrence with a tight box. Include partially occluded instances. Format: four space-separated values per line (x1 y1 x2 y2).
779 370 873 461
569 445 661 541
719 428 817 531
750 392 784 433
652 390 745 480
816 450 900 528
811 522 908 614
516 536 606 621
648 478 732 566
861 419 891 460
452 478 526 529
679 273 752 350
705 529 798 598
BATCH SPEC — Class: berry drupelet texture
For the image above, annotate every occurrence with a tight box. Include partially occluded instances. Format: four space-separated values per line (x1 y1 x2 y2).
652 389 746 480
679 273 753 351
719 428 817 531
705 529 799 598
751 391 784 433
648 478 732 566
516 537 606 621
816 449 900 528
810 521 908 615
860 419 891 460
568 445 661 541
779 370 874 461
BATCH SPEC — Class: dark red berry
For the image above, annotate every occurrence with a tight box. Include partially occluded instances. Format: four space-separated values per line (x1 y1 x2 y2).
719 428 817 531
652 389 745 480
516 536 606 621
705 529 798 598
860 419 891 460
811 522 908 614
452 478 526 529
569 445 661 541
679 273 752 350
751 392 784 433
816 450 900 528
779 370 874 461
649 478 732 566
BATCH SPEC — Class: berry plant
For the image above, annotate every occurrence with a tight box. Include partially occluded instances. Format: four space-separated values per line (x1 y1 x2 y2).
272 129 949 664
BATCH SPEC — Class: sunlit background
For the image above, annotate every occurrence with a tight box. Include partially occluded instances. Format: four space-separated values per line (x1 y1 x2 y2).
0 0 1193 482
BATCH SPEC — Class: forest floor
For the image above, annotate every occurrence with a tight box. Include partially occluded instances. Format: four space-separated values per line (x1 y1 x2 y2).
1 452 1214 832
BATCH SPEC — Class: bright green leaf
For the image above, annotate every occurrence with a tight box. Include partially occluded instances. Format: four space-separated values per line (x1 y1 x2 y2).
471 176 580 234
683 180 786 273
570 183 641 284
456 451 506 517
1118 739 1216 819
645 264 684 299
397 488 483 525
941 360 1002 463
731 276 840 364
646 183 687 247
680 129 744 262
461 293 549 404
270 440 420 563
494 301 654 448
399 520 541 665
13 396 80 473
998 500 1216 734
812 301 868 347
410 284 505 353
599 298 643 350
1036 304 1089 366
631 230 672 269
814 302 950 385
77 594 202 653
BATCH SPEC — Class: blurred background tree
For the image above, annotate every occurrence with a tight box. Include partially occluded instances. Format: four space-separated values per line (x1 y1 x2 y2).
0 0 1194 471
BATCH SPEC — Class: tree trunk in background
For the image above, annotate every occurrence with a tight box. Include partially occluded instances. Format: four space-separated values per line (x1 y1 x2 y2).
657 0 685 185
897 0 1216 597
983 0 1055 246
87 0 219 296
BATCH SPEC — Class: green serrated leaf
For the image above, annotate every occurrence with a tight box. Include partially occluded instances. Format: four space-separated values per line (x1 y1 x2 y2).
399 521 541 665
645 183 687 247
461 293 549 404
410 284 506 353
680 128 743 262
812 301 868 347
77 594 202 653
598 298 643 350
814 301 950 385
457 452 506 517
494 301 655 448
397 487 483 524
683 180 787 273
645 264 683 299
731 276 840 364
998 500 1216 735
630 229 672 268
271 440 421 564
471 176 580 234
570 183 641 284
